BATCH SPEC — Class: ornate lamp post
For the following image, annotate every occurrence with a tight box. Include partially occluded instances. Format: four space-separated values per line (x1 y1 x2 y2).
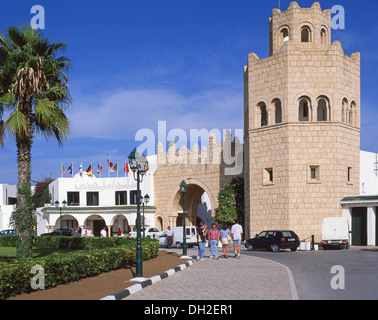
55 200 67 230
128 148 148 280
180 180 188 257
143 194 150 238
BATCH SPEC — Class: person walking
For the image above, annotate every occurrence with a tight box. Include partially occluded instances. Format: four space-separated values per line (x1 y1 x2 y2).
220 224 232 258
166 226 174 248
208 223 220 260
100 226 107 237
231 219 243 258
196 221 207 261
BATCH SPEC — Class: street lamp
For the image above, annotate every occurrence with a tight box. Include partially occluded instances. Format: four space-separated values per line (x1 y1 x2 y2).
128 148 148 280
139 193 150 238
180 180 188 257
55 200 67 230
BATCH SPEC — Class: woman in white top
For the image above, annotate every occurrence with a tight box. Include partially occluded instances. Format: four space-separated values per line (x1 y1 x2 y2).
85 226 95 238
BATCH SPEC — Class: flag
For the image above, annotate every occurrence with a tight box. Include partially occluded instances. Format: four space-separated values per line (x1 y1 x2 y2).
107 158 113 168
68 163 73 175
97 163 103 174
61 164 66 176
124 162 129 173
111 162 118 172
86 164 93 176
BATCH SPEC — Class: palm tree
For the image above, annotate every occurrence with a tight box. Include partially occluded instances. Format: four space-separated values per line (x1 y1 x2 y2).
0 25 71 258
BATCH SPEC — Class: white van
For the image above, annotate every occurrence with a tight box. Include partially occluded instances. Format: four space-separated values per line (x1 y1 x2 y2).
159 226 197 248
322 217 350 249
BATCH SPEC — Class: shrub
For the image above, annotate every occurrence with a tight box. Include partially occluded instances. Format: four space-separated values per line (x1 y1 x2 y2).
0 237 159 300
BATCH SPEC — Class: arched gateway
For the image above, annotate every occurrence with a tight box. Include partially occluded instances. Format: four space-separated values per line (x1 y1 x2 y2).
153 132 243 230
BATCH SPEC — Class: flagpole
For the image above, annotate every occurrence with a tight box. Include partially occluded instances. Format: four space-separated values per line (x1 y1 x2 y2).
61 162 63 178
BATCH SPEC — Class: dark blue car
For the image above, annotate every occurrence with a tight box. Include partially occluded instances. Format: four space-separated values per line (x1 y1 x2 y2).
245 230 300 252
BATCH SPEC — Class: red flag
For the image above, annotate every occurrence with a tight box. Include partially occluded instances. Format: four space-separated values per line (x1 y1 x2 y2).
107 158 113 168
124 162 130 173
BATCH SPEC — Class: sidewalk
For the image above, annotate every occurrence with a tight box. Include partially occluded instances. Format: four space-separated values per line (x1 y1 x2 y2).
123 247 298 300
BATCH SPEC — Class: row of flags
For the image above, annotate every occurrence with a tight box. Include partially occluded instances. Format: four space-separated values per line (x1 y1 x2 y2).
61 158 131 178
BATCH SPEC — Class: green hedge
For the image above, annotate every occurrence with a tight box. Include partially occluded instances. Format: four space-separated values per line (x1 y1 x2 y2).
0 237 159 300
0 235 136 250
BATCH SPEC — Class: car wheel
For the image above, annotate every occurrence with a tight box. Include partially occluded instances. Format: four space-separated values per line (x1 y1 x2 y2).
290 248 297 252
247 244 254 251
271 244 280 252
176 242 182 249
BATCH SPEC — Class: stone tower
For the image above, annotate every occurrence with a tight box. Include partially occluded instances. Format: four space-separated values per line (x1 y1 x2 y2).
244 2 361 241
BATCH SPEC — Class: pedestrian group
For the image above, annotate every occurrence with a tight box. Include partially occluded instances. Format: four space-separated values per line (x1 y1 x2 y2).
195 220 243 261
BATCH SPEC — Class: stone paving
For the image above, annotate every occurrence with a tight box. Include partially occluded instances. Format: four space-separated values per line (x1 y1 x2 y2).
123 248 298 300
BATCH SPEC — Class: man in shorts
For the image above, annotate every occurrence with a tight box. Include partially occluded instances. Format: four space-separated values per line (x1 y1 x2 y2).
231 219 243 258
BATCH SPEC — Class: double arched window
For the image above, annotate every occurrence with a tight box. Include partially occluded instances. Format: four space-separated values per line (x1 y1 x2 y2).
298 96 331 122
342 98 358 126
256 99 283 127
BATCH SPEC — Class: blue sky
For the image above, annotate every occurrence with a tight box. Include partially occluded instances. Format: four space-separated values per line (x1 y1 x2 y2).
0 0 377 185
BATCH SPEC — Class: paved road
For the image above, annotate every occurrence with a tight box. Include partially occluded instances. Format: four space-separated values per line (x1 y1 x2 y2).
123 246 378 301
124 247 298 300
244 246 378 300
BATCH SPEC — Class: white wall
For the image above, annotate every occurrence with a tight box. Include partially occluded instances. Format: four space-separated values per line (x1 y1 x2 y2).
49 155 157 207
360 150 378 195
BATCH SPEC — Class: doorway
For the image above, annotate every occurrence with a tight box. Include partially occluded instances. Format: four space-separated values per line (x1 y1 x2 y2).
351 207 367 246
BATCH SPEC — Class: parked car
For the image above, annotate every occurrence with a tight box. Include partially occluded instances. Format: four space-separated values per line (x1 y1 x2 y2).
159 226 198 248
0 229 16 236
40 228 73 236
322 217 350 249
245 230 300 252
129 227 163 239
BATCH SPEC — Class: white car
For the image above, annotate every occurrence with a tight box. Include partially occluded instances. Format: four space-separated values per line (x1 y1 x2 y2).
128 227 163 239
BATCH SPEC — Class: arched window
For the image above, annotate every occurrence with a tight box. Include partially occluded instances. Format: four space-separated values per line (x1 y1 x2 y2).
321 28 327 45
258 102 268 127
298 98 311 121
342 98 349 123
281 28 289 43
317 98 328 121
272 99 282 124
350 101 357 126
301 26 311 43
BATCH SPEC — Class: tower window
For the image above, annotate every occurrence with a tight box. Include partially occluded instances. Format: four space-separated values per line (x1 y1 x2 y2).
281 28 289 43
348 167 352 182
309 165 320 182
321 28 327 45
263 168 274 185
258 102 268 127
273 99 282 124
301 27 311 43
299 98 311 121
317 99 328 121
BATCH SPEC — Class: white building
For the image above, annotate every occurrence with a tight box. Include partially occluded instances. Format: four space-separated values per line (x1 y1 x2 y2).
341 150 378 246
37 155 157 237
0 184 17 231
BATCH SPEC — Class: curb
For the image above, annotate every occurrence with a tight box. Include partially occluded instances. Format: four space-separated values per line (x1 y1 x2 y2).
100 259 193 300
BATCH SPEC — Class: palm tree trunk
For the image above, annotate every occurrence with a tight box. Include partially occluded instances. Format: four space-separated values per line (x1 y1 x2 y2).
15 100 35 259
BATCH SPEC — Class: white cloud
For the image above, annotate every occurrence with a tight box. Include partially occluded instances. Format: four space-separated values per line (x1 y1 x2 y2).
68 87 243 141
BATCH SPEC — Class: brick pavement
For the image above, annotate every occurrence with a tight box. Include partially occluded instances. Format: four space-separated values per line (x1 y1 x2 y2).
123 248 298 300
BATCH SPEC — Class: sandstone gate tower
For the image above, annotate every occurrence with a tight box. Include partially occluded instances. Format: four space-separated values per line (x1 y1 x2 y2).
154 132 242 230
244 2 361 241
